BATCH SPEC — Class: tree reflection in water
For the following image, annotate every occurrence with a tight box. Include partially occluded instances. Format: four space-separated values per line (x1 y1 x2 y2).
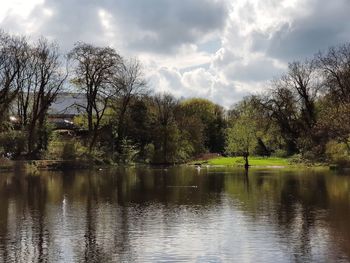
0 167 348 262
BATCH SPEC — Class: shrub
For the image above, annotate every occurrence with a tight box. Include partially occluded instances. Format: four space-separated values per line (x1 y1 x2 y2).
0 130 26 158
143 143 155 163
289 154 305 164
46 131 88 161
61 142 77 160
325 140 350 166
273 149 288 158
117 138 139 164
175 139 194 163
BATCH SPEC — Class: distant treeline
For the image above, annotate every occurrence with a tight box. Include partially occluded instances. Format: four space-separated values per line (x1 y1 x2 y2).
0 30 349 165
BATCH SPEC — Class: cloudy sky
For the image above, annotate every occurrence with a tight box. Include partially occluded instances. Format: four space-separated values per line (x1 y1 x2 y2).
1 0 349 107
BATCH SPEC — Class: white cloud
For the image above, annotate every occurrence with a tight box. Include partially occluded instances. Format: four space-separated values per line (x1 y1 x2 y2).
0 0 44 20
1 0 350 108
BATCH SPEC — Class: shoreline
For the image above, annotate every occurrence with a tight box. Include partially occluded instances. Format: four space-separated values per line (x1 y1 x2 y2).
0 159 95 172
187 156 350 170
0 158 347 172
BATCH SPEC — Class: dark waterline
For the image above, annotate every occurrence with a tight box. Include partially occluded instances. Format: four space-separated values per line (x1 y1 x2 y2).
0 166 349 262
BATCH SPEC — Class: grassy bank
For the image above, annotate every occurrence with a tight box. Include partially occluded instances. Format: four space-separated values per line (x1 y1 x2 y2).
190 156 291 167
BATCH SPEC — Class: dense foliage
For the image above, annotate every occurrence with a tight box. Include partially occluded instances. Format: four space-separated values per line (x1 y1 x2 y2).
0 30 349 165
226 44 350 166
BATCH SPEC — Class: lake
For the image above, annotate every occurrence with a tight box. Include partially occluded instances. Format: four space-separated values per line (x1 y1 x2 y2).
0 166 349 262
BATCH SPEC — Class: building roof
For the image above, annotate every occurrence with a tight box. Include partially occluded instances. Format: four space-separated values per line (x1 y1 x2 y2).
48 93 87 115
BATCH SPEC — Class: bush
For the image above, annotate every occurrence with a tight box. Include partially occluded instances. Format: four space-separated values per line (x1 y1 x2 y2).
174 139 194 163
289 154 305 164
61 142 77 160
39 121 55 152
0 130 26 158
46 131 88 161
272 149 288 158
143 143 155 163
326 140 350 166
117 138 139 164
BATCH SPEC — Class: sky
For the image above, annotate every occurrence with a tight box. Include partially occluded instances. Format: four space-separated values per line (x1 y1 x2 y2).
1 0 349 108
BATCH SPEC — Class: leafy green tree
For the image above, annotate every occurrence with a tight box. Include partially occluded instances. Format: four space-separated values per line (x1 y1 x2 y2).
152 93 178 163
121 97 153 161
175 112 205 156
226 102 258 169
180 98 226 153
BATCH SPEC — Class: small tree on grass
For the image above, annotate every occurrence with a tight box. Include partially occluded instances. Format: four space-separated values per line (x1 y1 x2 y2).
226 102 258 169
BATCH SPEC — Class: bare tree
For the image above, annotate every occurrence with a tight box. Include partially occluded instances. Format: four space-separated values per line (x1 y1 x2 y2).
24 38 68 156
68 43 122 151
16 42 39 128
316 43 350 104
0 31 29 126
259 84 300 154
316 44 350 150
281 60 320 129
258 60 321 155
111 58 147 151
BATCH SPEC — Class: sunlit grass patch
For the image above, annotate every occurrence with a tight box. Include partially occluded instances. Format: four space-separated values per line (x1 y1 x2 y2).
191 156 290 167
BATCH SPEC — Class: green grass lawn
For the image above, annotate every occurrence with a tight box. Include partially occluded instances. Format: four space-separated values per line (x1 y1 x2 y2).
191 156 290 167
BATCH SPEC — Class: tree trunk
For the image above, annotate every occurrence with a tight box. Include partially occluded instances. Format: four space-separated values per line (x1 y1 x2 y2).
244 153 249 170
89 125 99 153
115 109 127 153
36 114 46 153
163 127 168 164
27 121 37 158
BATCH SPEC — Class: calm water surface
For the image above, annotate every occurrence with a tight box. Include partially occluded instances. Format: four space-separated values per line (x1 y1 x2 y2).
0 166 349 262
